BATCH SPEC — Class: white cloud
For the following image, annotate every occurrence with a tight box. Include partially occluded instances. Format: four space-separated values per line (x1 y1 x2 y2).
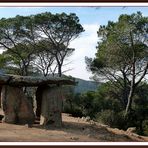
64 23 99 80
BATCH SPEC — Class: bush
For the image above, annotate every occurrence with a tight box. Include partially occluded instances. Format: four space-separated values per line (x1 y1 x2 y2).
63 81 148 136
96 110 126 129
63 104 83 117
142 120 148 136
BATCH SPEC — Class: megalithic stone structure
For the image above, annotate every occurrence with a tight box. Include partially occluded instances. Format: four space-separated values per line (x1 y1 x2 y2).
0 74 75 127
1 85 35 124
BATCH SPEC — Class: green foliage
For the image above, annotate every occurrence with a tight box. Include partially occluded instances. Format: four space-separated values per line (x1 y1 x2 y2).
0 12 84 77
86 11 148 128
94 81 148 134
96 110 126 129
79 91 97 118
87 12 148 78
32 12 84 76
62 87 83 117
34 12 84 44
142 120 148 136
63 80 148 135
0 54 8 68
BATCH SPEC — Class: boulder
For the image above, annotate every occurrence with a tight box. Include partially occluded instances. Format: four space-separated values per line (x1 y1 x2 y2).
1 85 35 124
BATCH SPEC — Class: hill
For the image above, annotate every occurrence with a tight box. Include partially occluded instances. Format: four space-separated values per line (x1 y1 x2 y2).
74 78 100 94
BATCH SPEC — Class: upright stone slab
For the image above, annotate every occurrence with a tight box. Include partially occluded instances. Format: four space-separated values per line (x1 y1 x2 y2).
1 85 35 124
39 86 62 127
0 85 2 108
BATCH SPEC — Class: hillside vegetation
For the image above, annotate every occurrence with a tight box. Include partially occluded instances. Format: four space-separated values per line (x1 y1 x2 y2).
74 78 99 93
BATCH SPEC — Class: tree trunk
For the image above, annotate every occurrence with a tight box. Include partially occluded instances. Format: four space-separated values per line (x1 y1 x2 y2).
125 87 134 117
122 74 128 108
58 65 62 77
139 120 144 135
125 60 136 118
123 90 128 109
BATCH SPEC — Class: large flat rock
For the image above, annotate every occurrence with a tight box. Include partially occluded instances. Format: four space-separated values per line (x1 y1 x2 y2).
0 74 75 86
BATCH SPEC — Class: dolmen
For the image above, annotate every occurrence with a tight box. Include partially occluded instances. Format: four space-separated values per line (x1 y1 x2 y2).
0 74 75 127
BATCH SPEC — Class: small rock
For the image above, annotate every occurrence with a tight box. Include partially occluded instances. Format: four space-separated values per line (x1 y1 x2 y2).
25 124 32 128
77 117 80 122
131 133 141 138
70 137 79 140
126 127 136 133
85 116 91 122
87 134 91 137
89 120 96 125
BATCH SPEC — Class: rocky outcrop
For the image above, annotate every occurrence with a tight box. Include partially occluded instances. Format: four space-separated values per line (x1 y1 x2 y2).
1 85 35 124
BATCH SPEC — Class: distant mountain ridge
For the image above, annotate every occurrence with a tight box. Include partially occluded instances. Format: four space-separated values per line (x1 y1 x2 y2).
74 78 100 94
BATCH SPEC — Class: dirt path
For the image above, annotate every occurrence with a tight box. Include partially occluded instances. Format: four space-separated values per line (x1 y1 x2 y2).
0 113 147 142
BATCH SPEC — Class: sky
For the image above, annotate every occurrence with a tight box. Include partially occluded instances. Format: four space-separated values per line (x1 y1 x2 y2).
0 6 148 80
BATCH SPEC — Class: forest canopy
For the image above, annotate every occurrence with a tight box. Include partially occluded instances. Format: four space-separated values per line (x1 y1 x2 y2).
84 11 148 135
0 12 84 77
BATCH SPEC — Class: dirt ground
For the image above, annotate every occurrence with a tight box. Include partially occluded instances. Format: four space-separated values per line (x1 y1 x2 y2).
0 112 148 142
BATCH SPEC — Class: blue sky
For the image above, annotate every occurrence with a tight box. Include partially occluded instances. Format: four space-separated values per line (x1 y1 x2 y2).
0 7 148 24
0 7 148 80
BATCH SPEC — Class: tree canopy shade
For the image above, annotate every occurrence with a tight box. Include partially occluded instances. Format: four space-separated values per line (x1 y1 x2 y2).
86 12 148 117
0 12 84 77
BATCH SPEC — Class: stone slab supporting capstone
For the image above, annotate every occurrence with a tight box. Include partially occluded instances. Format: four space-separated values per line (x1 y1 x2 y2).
39 86 63 127
0 85 2 108
1 85 35 124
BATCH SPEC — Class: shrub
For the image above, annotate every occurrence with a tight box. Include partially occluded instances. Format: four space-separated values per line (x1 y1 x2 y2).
63 104 83 117
96 110 126 129
142 120 148 136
